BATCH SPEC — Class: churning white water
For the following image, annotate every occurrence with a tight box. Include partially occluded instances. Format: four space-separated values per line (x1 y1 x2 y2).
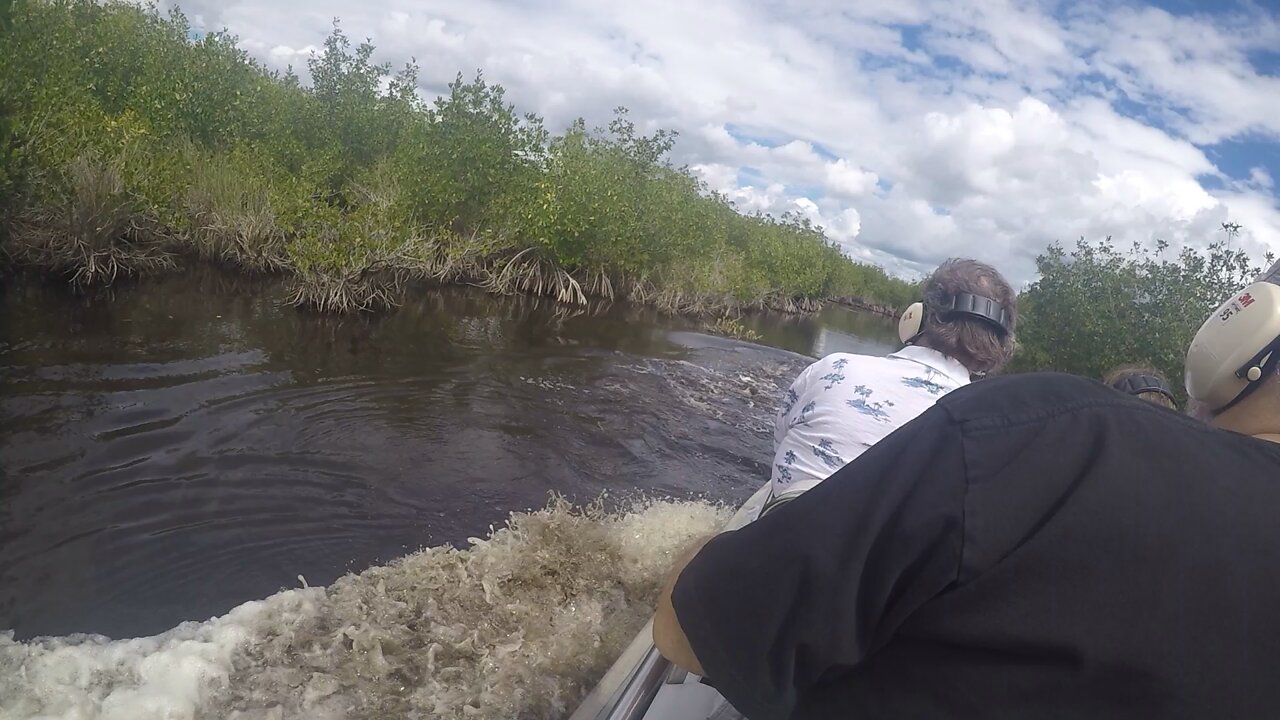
0 498 730 720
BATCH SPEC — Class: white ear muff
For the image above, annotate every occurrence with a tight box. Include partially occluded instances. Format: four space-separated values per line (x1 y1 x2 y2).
899 302 925 344
1185 282 1280 411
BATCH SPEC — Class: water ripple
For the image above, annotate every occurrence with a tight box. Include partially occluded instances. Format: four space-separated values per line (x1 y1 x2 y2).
0 273 825 643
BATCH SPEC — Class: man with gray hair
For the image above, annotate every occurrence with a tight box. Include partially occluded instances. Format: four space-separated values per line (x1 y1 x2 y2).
765 258 1016 511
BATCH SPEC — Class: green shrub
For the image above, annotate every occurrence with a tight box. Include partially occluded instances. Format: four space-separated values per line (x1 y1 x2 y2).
1011 236 1272 393
9 151 174 286
0 0 915 316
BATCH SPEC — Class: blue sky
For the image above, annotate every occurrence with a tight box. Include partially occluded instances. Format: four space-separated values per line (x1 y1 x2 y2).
169 0 1280 283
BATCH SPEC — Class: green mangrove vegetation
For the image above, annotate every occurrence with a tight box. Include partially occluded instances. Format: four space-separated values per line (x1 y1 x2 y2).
0 0 1269 389
1012 234 1272 396
0 0 918 315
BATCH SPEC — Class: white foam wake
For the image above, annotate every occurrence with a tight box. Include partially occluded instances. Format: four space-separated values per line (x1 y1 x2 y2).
1 498 730 720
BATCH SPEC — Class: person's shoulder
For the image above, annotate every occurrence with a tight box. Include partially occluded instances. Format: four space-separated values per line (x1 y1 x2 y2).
936 372 1145 426
810 352 878 372
817 351 864 363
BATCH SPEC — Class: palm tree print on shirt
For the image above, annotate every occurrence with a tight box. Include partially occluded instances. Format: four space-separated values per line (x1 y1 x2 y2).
789 400 817 428
846 385 895 422
775 449 799 484
813 438 845 469
902 369 947 396
820 357 850 390
781 388 799 415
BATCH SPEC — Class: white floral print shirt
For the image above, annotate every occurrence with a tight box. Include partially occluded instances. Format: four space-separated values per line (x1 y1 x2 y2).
770 345 971 501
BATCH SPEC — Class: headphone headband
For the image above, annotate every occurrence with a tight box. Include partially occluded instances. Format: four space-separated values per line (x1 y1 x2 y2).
1112 373 1174 401
1214 336 1280 414
898 292 1011 344
943 292 1011 334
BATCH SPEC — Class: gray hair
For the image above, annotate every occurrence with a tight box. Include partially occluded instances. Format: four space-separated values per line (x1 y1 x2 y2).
918 258 1018 375
1102 364 1177 410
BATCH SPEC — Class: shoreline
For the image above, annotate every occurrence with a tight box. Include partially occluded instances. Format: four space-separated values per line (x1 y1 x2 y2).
829 296 899 319
0 252 853 321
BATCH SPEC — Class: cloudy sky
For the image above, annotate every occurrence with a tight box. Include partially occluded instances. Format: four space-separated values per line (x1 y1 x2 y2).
175 0 1280 284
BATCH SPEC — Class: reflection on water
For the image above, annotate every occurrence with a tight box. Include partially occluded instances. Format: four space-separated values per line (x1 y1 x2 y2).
0 270 894 641
741 302 900 358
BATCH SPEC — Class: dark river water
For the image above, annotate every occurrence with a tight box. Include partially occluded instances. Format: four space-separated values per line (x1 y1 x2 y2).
0 269 898 643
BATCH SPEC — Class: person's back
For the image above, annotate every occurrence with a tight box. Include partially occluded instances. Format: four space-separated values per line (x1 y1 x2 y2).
769 258 1017 506
798 374 1280 718
669 374 1280 719
770 347 968 498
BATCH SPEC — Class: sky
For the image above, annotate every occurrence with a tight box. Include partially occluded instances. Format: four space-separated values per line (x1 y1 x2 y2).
170 0 1280 285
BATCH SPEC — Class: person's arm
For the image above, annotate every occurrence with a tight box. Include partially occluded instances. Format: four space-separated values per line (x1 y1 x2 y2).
660 407 968 720
652 535 713 676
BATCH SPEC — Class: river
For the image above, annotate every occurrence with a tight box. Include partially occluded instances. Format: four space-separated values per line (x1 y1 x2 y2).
0 269 898 719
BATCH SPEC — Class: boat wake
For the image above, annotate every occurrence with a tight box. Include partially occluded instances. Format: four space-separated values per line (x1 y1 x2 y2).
0 498 729 720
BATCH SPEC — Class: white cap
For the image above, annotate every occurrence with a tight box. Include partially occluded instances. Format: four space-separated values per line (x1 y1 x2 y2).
1185 281 1280 411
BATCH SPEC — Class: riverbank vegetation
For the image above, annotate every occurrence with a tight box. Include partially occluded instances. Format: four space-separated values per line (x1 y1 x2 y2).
1012 235 1271 397
0 0 917 315
1 1 1267 390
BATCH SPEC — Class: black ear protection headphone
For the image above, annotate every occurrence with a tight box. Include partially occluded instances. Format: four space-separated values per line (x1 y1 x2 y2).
1111 373 1175 402
898 292 1012 345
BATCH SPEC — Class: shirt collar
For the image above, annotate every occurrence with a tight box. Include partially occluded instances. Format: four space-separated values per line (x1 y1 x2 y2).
887 345 971 385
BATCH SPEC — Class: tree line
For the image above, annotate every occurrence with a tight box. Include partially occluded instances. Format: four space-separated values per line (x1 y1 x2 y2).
0 0 917 314
0 0 1268 392
1013 233 1270 399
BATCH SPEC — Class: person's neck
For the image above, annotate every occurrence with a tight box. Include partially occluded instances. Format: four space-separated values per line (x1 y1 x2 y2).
1211 394 1280 443
909 340 952 361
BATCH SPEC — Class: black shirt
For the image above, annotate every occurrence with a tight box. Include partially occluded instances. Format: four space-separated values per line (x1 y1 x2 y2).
672 372 1280 720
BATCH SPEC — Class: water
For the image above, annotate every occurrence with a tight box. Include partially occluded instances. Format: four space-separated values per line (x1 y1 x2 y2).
0 270 898 719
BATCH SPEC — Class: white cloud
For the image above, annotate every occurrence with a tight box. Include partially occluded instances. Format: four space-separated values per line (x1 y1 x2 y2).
167 0 1280 285
825 159 879 201
1066 3 1280 145
1251 167 1275 191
